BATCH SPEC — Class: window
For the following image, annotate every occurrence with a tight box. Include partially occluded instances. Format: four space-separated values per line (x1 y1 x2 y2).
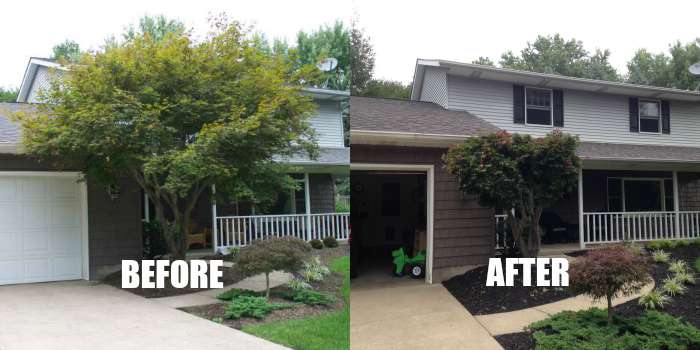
525 87 553 126
639 100 661 133
607 177 673 212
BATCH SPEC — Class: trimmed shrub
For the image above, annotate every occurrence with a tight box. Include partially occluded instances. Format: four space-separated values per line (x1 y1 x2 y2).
279 289 336 306
669 260 690 274
224 296 291 319
322 236 339 248
695 257 700 273
638 290 671 310
287 277 312 291
310 239 323 249
217 288 260 301
646 240 678 250
651 250 670 263
674 270 696 285
569 245 651 325
301 256 331 283
235 237 311 298
662 276 687 296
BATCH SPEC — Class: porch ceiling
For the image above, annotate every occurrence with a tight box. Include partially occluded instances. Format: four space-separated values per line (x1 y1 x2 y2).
579 142 700 171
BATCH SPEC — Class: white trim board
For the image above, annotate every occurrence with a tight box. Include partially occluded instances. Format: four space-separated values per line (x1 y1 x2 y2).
350 163 435 284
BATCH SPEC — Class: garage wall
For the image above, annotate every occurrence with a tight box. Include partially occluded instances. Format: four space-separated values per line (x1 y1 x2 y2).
0 154 143 280
351 145 495 281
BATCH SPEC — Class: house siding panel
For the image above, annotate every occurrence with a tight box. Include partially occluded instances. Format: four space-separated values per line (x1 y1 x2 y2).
351 145 495 275
447 75 700 147
419 68 448 108
309 100 345 148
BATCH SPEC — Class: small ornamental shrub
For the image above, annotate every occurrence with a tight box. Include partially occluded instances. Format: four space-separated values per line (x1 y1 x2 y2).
322 236 339 248
674 270 696 285
224 296 291 319
693 238 700 247
280 289 336 306
216 288 260 301
651 250 670 263
287 277 312 291
301 256 331 283
226 246 240 258
646 240 679 250
310 239 324 249
638 290 671 310
236 237 311 298
662 276 687 296
669 260 690 274
695 257 700 272
569 245 651 325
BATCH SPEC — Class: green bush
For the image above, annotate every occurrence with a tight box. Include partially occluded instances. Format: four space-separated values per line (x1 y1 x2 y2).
646 240 679 250
662 277 687 296
310 239 323 249
322 236 339 248
695 257 700 273
674 270 696 285
301 256 331 283
142 220 168 258
217 288 260 301
335 201 350 213
279 289 336 306
669 260 690 274
651 250 670 263
638 290 671 310
287 277 312 291
693 238 700 247
224 296 291 319
528 308 700 349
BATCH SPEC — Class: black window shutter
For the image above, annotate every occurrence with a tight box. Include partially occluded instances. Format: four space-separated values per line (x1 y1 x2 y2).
513 85 525 124
553 89 564 127
661 100 670 134
629 97 639 132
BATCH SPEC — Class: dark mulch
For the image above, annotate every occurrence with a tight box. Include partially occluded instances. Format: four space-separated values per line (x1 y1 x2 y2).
494 331 536 350
442 259 571 315
103 263 245 298
564 250 588 258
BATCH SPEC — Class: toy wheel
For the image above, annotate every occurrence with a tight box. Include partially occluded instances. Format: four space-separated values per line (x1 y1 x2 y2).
410 264 425 279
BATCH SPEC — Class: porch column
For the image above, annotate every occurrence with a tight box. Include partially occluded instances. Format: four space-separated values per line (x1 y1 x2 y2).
211 185 218 253
578 167 585 249
673 171 680 239
304 173 312 241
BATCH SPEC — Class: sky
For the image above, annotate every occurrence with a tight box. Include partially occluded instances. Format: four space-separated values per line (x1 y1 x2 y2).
353 0 700 84
0 0 350 88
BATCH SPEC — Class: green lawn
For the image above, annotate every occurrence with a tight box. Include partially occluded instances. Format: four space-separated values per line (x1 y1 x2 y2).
243 255 350 350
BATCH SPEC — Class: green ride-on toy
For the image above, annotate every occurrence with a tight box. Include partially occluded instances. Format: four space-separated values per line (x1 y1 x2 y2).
391 247 426 279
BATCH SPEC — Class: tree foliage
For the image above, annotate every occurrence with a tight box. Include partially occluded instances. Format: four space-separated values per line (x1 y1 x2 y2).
499 34 620 81
443 130 580 257
627 39 700 90
51 40 82 62
14 18 320 259
350 22 375 94
296 21 350 91
569 245 651 325
0 87 18 103
236 237 311 298
355 79 411 100
123 15 186 42
472 56 495 66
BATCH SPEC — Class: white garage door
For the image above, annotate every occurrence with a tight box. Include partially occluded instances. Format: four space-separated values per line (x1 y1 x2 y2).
0 174 86 285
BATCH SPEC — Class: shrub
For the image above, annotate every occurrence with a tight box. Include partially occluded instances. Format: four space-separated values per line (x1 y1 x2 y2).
569 245 651 325
310 239 323 249
651 250 670 263
662 276 687 296
646 240 678 250
217 288 260 301
669 260 690 274
322 236 339 248
695 257 700 272
638 290 671 310
528 308 700 349
142 220 167 258
236 237 311 298
279 289 336 306
674 270 696 285
693 238 700 247
287 277 312 291
224 296 291 319
226 246 240 258
301 256 331 283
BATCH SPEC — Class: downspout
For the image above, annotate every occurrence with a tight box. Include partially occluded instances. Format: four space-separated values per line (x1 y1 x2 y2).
211 185 218 253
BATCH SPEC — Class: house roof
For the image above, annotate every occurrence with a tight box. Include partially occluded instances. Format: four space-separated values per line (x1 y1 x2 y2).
0 103 25 153
350 96 499 147
578 142 700 164
411 59 700 103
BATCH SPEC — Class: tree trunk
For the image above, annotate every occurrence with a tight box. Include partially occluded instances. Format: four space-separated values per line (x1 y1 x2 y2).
607 295 613 325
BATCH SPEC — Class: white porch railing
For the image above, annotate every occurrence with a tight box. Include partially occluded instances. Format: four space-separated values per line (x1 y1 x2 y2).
215 212 350 250
582 211 700 245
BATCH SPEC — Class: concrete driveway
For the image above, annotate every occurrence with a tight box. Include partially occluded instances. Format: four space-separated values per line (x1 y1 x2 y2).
0 281 288 350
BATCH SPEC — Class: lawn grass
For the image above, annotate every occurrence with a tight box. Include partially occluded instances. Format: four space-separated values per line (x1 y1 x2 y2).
243 255 350 350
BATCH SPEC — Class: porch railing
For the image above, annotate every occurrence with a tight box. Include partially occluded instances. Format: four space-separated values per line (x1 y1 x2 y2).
215 212 350 250
582 211 700 245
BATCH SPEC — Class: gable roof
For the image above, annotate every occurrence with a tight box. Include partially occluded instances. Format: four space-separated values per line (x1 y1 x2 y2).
17 57 66 103
411 59 700 103
350 96 498 147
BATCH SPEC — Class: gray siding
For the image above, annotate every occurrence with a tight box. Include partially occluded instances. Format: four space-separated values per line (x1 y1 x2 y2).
351 145 495 274
419 68 448 108
309 100 345 148
27 66 64 104
447 75 700 147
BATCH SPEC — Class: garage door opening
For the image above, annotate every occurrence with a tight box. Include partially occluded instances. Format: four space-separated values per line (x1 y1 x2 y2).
350 167 433 287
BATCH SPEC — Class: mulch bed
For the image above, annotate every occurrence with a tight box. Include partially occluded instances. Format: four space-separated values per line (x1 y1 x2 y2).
564 250 588 258
442 259 571 315
495 244 700 350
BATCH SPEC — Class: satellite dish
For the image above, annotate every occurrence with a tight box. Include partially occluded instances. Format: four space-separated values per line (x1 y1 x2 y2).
689 62 700 76
316 57 338 72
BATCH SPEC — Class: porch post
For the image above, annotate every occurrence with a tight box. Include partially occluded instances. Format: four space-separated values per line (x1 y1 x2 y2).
211 185 218 253
304 173 312 241
673 171 680 239
143 192 150 222
578 167 585 249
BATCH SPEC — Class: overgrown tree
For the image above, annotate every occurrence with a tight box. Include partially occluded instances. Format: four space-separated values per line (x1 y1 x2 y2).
472 56 495 66
350 22 375 94
14 19 320 259
356 79 411 100
443 130 580 257
627 39 700 90
296 21 350 91
500 34 620 81
0 87 18 102
51 40 82 62
123 14 186 42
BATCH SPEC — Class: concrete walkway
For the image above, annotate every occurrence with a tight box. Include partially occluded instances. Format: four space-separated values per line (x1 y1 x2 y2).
0 281 289 350
153 271 293 308
475 281 655 335
351 282 504 350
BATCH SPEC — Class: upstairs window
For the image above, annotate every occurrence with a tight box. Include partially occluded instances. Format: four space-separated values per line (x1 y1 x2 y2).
639 100 661 133
525 87 553 126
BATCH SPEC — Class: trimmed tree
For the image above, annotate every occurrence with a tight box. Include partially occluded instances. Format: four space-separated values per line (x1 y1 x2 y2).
443 130 580 257
14 19 320 259
236 237 311 298
569 245 651 325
